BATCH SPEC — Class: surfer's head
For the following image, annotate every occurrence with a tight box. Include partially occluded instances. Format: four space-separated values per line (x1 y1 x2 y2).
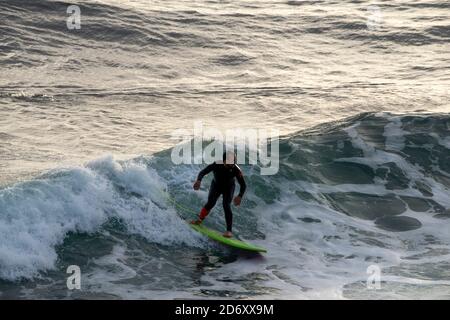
223 151 236 167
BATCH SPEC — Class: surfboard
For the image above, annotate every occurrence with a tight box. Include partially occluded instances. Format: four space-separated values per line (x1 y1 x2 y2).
190 224 267 253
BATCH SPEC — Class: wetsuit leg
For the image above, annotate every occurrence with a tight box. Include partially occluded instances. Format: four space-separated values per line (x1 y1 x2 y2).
222 183 235 232
204 179 221 212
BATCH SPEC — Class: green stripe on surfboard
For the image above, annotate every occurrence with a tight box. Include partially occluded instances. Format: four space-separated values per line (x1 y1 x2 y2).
190 224 267 253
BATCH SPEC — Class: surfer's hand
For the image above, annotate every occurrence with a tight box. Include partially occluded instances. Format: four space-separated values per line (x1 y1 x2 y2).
193 180 201 190
233 196 242 206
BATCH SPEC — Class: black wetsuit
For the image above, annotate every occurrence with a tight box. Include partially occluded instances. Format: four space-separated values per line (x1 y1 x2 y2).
197 162 246 232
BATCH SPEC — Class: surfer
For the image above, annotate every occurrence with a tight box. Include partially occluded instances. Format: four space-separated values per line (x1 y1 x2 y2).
191 151 247 238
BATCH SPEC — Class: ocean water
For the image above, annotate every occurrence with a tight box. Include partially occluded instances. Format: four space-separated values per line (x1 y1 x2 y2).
0 0 449 299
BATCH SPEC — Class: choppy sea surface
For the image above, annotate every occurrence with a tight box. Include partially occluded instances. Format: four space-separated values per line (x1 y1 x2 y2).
0 0 449 299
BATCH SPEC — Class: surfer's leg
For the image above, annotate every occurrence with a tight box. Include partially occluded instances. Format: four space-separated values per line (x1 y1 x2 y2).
201 180 221 219
222 183 235 233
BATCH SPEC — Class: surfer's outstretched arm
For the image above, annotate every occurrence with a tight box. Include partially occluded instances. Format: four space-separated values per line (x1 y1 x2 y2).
236 172 246 197
233 166 246 206
193 163 216 190
197 163 215 181
235 165 246 196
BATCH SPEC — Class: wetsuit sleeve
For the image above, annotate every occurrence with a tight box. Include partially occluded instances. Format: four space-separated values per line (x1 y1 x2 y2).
235 167 247 197
197 163 215 181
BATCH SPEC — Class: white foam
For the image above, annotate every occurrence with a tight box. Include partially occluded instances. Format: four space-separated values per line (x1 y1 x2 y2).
0 155 205 281
384 116 406 151
197 185 450 299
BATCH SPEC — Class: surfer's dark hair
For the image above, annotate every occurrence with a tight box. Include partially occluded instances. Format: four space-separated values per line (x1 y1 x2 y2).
223 151 236 163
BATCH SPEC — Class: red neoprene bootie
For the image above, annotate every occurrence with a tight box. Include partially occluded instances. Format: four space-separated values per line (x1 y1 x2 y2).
199 207 209 220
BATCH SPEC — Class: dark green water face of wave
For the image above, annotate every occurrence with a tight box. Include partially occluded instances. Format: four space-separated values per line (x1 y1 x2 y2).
0 112 449 299
276 113 450 230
